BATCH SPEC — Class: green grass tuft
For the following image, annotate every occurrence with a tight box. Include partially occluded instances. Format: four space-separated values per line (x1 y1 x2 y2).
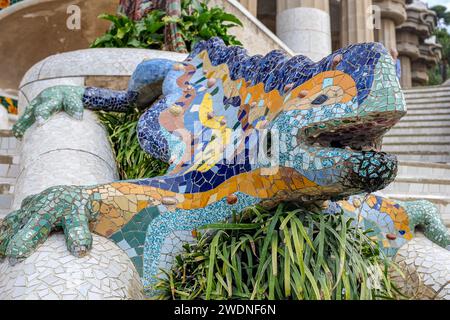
97 108 169 180
153 203 404 300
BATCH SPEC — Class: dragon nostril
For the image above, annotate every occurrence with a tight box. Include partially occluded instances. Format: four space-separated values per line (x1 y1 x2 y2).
311 94 329 105
331 54 343 70
346 152 398 193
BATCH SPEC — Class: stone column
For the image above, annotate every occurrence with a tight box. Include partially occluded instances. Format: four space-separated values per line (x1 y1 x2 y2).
373 0 407 51
378 18 397 50
276 0 332 61
238 0 258 16
399 55 412 88
340 0 375 46
395 1 435 88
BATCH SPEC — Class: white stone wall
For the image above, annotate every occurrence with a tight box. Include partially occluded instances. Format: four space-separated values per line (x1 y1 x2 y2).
210 0 295 56
276 7 331 61
0 106 8 130
0 48 186 300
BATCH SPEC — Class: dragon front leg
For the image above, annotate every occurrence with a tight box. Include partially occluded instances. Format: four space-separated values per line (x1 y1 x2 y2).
401 200 450 250
12 58 178 139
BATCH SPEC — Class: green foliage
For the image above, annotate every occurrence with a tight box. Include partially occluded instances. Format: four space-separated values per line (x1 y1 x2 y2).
431 6 450 83
427 64 443 86
431 5 450 26
91 0 242 51
97 108 169 180
154 203 402 300
177 0 243 50
91 11 166 49
435 28 450 63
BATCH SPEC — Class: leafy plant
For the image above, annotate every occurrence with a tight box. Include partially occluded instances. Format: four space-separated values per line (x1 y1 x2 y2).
93 1 243 178
154 203 402 300
91 0 242 51
177 0 243 50
431 5 450 27
91 11 166 49
430 6 450 83
97 108 169 180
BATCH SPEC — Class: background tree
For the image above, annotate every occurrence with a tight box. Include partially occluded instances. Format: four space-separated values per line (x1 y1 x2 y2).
431 5 450 27
431 5 450 83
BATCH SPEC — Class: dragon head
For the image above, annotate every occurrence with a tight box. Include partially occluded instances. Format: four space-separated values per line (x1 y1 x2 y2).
268 42 406 199
140 38 406 202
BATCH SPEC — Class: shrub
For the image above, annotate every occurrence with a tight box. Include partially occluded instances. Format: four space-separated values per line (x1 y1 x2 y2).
97 108 168 180
154 203 401 300
91 0 242 51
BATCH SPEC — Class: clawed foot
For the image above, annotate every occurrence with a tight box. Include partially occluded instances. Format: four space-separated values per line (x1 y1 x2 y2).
12 85 85 139
0 186 97 263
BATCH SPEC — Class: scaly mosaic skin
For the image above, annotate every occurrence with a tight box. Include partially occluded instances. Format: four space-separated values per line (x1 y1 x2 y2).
1 38 449 293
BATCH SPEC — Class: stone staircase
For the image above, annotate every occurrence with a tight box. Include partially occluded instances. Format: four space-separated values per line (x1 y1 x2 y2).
382 85 450 227
0 130 20 220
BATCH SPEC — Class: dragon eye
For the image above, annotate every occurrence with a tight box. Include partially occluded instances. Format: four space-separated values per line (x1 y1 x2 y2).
311 94 329 105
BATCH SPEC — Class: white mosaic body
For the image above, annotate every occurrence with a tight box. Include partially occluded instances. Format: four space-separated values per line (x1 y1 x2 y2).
158 231 196 273
13 111 118 209
0 234 143 300
391 234 450 300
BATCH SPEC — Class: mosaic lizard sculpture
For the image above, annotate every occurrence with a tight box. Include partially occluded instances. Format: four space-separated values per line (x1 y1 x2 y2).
1 38 449 293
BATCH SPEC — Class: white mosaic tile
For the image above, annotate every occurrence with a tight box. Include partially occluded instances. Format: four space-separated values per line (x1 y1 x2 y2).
0 233 143 300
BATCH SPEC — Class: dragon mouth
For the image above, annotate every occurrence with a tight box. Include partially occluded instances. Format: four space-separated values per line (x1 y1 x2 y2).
299 113 403 194
302 112 402 153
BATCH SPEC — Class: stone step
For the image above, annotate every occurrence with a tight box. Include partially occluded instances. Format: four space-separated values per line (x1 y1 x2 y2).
0 184 13 194
404 90 450 100
395 120 450 127
405 92 450 102
383 176 450 196
388 126 450 135
0 163 20 179
405 90 450 97
380 193 450 227
0 194 13 210
402 114 450 121
405 109 450 116
405 96 450 104
404 85 450 94
0 155 12 165
396 161 450 179
383 135 450 143
383 143 450 154
394 153 450 163
0 135 19 151
0 209 11 220
406 104 450 111
0 177 18 185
